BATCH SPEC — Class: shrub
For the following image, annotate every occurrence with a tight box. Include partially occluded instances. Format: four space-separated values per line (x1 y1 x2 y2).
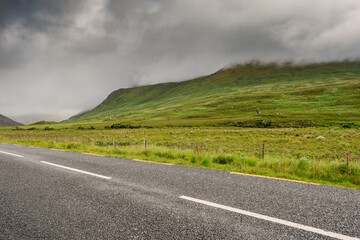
67 143 79 149
213 155 235 165
110 123 127 129
342 122 358 128
201 157 211 166
175 153 187 159
109 123 141 129
255 120 272 128
44 127 54 130
337 164 348 174
95 140 105 146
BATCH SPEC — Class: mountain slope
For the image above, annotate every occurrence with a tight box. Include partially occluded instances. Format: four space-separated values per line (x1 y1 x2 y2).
0 114 23 127
70 61 360 127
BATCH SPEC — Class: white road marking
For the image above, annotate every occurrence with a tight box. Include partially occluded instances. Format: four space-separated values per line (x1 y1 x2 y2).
0 150 24 158
179 196 359 240
40 161 112 180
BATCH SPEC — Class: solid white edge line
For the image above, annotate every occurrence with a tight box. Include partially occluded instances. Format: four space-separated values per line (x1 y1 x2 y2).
0 150 24 158
40 161 112 180
179 196 359 240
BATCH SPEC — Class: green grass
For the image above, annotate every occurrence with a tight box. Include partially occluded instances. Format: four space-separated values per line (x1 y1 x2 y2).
0 127 359 189
66 61 360 128
0 61 359 189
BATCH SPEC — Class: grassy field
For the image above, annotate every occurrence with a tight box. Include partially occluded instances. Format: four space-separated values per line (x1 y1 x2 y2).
1 61 359 188
0 126 359 189
68 61 360 128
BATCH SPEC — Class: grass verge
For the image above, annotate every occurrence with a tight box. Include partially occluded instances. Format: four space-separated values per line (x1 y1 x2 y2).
0 126 359 189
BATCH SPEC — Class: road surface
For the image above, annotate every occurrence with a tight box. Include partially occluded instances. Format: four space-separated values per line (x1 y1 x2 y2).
0 143 359 239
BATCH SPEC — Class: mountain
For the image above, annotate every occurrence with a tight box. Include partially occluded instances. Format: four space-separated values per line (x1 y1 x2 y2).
69 61 360 128
68 110 91 120
0 114 23 127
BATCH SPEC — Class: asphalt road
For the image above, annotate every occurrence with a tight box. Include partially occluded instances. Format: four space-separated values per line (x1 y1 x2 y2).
0 143 359 239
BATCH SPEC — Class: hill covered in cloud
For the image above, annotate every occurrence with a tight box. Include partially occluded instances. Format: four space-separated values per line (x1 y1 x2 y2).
1 0 360 123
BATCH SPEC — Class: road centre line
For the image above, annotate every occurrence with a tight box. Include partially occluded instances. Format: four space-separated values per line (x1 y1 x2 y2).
0 150 24 158
179 196 359 240
40 161 112 180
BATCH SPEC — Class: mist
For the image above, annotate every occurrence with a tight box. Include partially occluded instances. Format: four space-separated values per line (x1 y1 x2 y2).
1 0 360 124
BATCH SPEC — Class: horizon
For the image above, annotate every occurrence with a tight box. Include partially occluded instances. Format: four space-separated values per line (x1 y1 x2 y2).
1 0 360 124
7 59 360 125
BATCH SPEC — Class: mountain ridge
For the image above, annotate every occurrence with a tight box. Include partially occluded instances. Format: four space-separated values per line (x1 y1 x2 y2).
0 114 23 127
68 61 360 128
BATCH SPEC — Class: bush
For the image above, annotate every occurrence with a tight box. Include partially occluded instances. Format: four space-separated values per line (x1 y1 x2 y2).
213 155 235 165
201 157 211 166
337 164 347 174
44 126 54 130
342 122 358 129
95 140 105 146
67 143 79 149
110 123 127 129
109 123 141 129
255 120 272 128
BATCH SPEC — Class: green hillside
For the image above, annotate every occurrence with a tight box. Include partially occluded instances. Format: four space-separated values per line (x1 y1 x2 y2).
2 61 359 188
0 114 23 127
70 61 360 128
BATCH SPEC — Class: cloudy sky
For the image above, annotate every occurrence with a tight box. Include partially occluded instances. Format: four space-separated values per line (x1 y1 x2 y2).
1 0 360 124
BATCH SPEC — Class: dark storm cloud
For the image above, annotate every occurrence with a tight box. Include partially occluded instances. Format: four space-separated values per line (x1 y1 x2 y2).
0 0 85 31
1 0 360 124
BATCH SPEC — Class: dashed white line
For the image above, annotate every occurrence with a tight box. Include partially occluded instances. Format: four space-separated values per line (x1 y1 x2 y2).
179 196 359 240
0 150 24 158
40 161 112 180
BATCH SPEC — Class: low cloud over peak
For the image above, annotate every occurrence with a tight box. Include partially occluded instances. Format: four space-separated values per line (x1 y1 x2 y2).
1 0 360 124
